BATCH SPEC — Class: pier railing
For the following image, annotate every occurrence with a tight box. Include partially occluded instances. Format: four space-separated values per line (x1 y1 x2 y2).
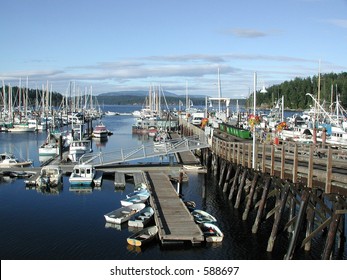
212 136 347 194
79 135 210 166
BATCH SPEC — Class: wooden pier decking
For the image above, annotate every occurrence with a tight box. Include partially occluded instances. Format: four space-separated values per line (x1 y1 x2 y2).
147 171 204 245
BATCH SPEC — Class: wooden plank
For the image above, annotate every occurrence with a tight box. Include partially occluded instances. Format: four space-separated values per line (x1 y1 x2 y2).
147 171 204 245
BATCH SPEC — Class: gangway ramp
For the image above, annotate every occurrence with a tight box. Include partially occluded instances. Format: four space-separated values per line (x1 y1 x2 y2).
79 135 210 167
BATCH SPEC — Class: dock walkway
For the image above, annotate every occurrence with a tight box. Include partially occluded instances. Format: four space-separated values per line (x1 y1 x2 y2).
147 171 204 245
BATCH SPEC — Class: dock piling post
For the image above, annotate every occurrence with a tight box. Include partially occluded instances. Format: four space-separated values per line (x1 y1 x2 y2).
284 189 310 260
252 176 271 233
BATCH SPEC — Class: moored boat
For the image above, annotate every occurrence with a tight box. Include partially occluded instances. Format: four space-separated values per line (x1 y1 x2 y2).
120 192 150 207
200 222 224 243
92 122 109 139
191 209 217 224
69 164 96 187
0 152 32 168
128 206 154 228
36 165 63 188
104 203 146 224
126 225 158 247
68 140 92 162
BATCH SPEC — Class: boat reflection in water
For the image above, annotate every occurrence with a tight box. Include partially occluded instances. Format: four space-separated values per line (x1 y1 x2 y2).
69 186 93 193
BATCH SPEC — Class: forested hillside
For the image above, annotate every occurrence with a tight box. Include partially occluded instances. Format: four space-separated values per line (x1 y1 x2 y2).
250 72 347 110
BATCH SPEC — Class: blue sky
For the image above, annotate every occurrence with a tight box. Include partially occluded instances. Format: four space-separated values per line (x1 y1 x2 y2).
1 0 347 98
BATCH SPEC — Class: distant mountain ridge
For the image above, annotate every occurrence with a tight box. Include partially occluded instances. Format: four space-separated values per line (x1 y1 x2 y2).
97 90 209 105
98 90 206 98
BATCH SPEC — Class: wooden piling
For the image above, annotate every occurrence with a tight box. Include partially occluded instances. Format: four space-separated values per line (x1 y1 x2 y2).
267 183 290 252
252 176 272 234
235 169 247 208
218 159 227 187
228 165 241 201
223 164 234 193
284 189 310 260
242 172 259 220
321 200 345 260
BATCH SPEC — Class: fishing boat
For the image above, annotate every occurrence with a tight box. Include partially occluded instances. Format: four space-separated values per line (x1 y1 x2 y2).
36 165 63 188
191 209 217 224
128 206 154 228
0 152 32 168
69 164 96 186
200 222 224 243
38 133 61 157
68 140 92 162
104 203 146 224
120 192 150 207
126 225 158 247
92 122 109 139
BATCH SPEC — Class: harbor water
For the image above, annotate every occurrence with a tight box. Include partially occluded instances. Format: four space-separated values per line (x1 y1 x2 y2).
0 105 346 260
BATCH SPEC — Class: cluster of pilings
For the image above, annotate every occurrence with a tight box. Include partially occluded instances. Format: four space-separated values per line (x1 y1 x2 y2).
200 147 346 259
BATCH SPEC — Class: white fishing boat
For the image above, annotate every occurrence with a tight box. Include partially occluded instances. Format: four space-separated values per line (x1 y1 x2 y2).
7 123 36 132
69 164 96 187
120 192 150 207
200 222 224 243
128 206 154 228
36 165 63 188
0 152 32 168
126 225 158 247
192 209 217 224
68 140 92 162
104 203 146 224
38 133 61 157
92 122 109 139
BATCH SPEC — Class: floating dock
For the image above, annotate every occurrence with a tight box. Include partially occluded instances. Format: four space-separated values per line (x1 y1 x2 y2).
147 171 204 245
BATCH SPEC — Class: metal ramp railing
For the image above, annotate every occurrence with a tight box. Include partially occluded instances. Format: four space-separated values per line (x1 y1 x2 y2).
79 135 210 167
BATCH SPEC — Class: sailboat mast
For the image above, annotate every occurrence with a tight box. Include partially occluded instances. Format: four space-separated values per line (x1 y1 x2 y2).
217 68 221 113
185 81 189 111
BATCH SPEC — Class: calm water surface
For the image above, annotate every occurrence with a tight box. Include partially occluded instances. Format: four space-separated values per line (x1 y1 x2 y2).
0 105 346 260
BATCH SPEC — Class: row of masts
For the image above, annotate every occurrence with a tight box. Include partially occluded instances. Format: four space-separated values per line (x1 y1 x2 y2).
0 80 102 129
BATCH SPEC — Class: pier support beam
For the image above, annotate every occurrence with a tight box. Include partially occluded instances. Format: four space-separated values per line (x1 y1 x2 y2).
284 189 310 260
223 164 234 193
228 165 241 201
267 183 290 252
242 172 259 220
235 169 247 208
252 176 271 233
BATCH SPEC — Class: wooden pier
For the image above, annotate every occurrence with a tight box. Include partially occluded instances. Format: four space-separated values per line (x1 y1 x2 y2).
180 118 347 259
147 171 204 245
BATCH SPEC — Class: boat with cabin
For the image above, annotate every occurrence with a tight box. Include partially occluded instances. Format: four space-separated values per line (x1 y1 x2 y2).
92 122 109 139
0 152 32 168
36 165 63 188
69 164 96 186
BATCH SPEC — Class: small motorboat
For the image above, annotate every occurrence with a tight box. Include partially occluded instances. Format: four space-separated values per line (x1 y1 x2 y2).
126 188 149 199
0 152 32 168
191 209 217 224
36 165 63 188
104 203 146 224
200 222 224 243
127 225 158 247
128 206 154 228
120 192 150 207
